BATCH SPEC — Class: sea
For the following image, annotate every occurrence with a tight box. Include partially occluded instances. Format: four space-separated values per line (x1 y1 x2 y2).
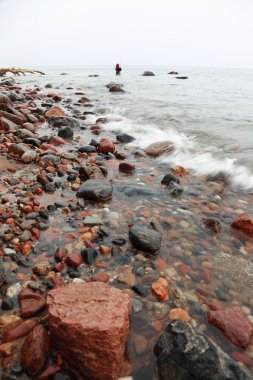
20 65 253 192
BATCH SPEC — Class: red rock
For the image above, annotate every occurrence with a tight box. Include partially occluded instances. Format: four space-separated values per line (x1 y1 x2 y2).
47 282 130 380
231 213 253 238
151 281 168 301
100 245 112 255
50 136 67 145
65 253 82 267
92 271 109 283
208 307 253 348
119 162 135 173
2 320 37 343
21 325 50 377
19 288 46 318
38 364 61 380
45 107 65 118
97 138 115 154
231 352 253 366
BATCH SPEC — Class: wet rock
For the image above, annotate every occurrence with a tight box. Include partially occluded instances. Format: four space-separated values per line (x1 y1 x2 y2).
154 320 252 380
203 218 222 233
9 142 29 156
114 183 168 200
48 116 79 128
129 225 162 254
169 308 190 322
6 283 22 299
97 138 115 154
81 248 98 265
116 133 135 143
65 253 82 268
23 137 41 147
58 126 74 140
167 181 183 197
117 269 137 287
176 76 188 79
45 107 65 118
83 216 103 227
79 164 105 180
2 319 37 343
168 71 179 75
145 141 174 157
47 282 130 380
208 307 253 348
32 262 52 276
106 83 125 93
78 145 97 153
161 173 180 185
18 288 46 318
21 150 37 163
21 325 50 378
231 213 253 238
77 179 113 202
142 71 155 76
119 162 135 173
0 259 6 286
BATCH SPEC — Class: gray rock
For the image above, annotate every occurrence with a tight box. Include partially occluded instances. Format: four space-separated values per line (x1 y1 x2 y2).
114 183 168 200
77 179 113 202
154 320 252 380
58 126 73 140
21 150 37 163
116 133 135 144
48 116 80 129
129 225 162 254
142 71 155 76
161 173 180 185
145 141 174 157
0 260 6 286
83 216 104 227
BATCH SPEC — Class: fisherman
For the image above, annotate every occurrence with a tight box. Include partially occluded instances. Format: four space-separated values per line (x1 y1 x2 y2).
115 63 122 75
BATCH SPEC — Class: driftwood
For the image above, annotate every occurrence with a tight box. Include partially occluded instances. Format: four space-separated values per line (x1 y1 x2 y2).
0 68 45 77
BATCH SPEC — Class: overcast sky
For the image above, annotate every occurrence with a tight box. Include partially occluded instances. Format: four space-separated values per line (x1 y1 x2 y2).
0 0 253 69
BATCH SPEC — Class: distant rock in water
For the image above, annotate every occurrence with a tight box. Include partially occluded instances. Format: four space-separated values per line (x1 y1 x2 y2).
89 74 99 77
60 73 68 75
176 76 188 79
154 320 252 380
106 82 125 93
142 71 155 76
168 71 178 75
145 141 175 157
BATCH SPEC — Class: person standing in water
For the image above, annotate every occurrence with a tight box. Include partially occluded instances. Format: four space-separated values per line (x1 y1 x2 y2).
115 63 122 75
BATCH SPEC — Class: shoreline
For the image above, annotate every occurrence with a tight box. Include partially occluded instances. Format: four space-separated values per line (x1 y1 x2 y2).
0 75 253 379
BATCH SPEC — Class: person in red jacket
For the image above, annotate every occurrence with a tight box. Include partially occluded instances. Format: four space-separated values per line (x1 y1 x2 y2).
115 63 122 75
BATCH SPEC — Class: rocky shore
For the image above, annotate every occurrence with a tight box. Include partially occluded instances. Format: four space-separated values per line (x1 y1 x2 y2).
0 74 253 379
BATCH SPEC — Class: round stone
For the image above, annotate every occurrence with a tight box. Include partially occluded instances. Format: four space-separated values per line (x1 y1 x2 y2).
77 180 113 202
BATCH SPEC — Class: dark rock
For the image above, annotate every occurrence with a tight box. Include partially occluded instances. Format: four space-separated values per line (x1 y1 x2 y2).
78 145 97 153
161 173 180 185
77 179 113 202
167 181 183 197
43 183 56 193
116 133 135 143
1 296 13 310
48 116 79 129
21 325 50 378
81 248 98 265
112 238 127 246
129 225 162 254
203 218 222 233
119 162 135 173
0 259 6 286
58 126 73 140
132 283 150 296
154 320 252 380
89 74 99 77
176 76 188 79
168 71 178 75
142 71 155 76
23 138 41 147
109 85 125 93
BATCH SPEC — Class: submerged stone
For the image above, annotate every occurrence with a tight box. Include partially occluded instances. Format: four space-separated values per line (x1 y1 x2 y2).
77 179 113 202
129 225 162 254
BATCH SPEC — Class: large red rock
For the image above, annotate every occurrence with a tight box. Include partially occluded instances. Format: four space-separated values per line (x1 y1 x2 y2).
208 307 253 348
97 138 115 154
47 282 130 380
21 324 50 377
231 213 253 238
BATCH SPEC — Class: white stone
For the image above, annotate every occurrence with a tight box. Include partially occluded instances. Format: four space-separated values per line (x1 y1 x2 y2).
6 283 22 299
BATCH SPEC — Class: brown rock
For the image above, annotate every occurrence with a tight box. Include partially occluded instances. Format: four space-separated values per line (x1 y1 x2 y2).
38 364 61 379
97 138 115 154
203 218 222 233
169 308 190 322
0 110 26 125
19 288 46 318
79 164 105 180
92 271 109 283
0 93 13 108
21 325 50 377
134 334 148 354
2 319 37 343
117 269 136 287
65 253 82 268
145 141 175 157
208 307 253 348
54 246 68 261
47 282 130 380
119 162 135 173
231 213 253 238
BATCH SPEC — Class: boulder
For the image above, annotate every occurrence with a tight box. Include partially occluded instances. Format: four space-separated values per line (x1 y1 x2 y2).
109 85 125 93
21 325 50 378
47 282 130 380
154 320 252 380
145 141 174 157
77 179 113 202
142 71 155 76
207 307 253 348
129 225 162 254
116 133 135 143
231 213 253 238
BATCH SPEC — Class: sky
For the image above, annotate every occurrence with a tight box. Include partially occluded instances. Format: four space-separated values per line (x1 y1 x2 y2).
0 0 253 69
